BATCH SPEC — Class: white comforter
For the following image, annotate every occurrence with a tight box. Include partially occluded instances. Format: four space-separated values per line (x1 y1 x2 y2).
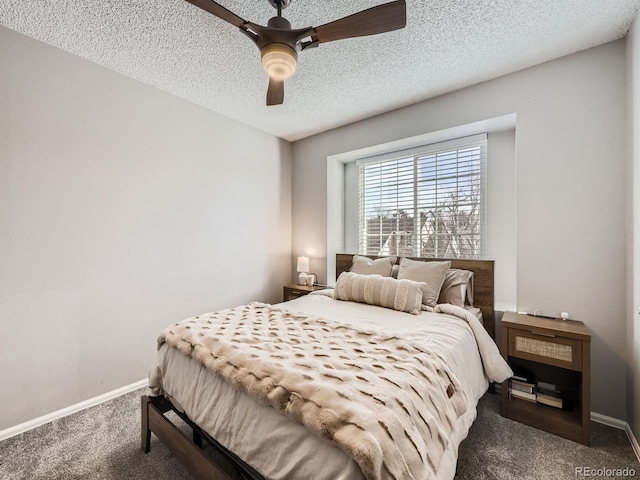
149 294 511 480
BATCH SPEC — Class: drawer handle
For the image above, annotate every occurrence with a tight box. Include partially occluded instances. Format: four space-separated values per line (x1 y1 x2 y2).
291 290 302 295
530 331 556 338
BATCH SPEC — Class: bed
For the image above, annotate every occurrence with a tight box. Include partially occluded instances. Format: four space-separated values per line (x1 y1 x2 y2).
141 254 511 480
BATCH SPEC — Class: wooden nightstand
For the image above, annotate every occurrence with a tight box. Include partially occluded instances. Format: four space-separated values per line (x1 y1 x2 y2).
283 284 327 302
500 311 591 445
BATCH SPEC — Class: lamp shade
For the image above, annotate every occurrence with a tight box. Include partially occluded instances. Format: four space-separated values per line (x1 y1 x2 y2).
296 256 310 273
261 43 297 80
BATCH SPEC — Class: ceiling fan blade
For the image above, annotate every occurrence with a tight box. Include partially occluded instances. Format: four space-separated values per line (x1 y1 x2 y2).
267 78 284 106
312 0 406 44
185 0 247 29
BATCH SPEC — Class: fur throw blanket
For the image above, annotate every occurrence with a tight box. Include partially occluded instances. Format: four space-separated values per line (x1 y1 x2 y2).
157 303 469 480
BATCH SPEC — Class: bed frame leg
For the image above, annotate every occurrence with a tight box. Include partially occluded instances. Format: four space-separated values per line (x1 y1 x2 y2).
140 395 235 479
193 429 204 449
141 395 152 453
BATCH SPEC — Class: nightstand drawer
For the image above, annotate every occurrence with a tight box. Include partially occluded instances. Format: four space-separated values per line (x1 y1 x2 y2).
286 289 307 299
283 284 327 302
508 328 582 371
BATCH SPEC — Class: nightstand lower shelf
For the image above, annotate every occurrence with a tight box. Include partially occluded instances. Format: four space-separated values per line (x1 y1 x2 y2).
505 396 584 443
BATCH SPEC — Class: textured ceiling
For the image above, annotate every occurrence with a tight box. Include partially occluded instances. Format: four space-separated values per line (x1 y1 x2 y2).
1 0 639 141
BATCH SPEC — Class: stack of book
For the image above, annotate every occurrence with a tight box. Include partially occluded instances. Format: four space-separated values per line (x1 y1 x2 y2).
508 366 536 402
508 367 565 408
536 381 563 409
509 378 536 402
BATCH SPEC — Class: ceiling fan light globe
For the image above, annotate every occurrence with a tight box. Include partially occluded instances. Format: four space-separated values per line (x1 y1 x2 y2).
261 43 297 80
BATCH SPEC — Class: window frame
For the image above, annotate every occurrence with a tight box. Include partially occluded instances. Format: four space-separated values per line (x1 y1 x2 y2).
357 134 487 260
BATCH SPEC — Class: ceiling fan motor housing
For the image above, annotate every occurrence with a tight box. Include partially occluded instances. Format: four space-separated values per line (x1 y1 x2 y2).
266 16 292 30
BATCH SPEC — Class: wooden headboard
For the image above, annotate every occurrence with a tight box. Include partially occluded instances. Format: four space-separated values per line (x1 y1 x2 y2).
336 254 496 338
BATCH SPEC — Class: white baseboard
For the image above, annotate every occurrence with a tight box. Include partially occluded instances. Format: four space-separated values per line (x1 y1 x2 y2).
591 411 628 430
591 411 640 464
0 379 149 442
626 424 640 464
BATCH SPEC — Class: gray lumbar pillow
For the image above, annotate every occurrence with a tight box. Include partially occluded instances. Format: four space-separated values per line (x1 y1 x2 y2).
334 272 424 315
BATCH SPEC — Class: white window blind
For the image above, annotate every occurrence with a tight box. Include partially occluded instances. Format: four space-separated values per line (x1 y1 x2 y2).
358 134 487 259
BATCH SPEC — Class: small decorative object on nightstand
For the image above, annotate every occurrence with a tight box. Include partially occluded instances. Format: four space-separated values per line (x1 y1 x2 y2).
500 311 591 445
283 284 326 302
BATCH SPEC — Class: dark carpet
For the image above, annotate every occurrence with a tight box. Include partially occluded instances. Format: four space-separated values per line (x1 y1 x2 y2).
457 394 639 479
0 389 638 479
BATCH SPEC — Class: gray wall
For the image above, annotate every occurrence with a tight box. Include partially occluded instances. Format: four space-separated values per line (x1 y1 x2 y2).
0 26 292 431
292 41 627 419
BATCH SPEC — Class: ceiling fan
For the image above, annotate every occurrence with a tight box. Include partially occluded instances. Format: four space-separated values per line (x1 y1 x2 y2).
186 0 407 106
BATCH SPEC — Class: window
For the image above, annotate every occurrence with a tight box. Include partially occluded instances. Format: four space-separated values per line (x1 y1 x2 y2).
358 134 487 259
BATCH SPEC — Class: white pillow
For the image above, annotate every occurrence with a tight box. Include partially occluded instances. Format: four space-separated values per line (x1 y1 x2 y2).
334 272 424 315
